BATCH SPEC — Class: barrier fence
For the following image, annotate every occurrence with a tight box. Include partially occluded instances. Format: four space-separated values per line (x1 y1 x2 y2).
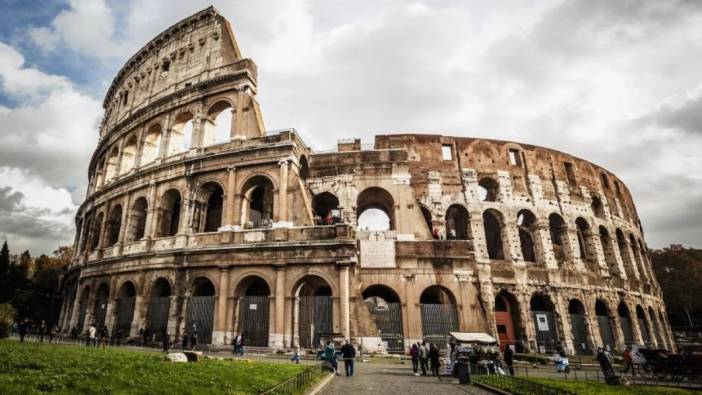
259 365 327 395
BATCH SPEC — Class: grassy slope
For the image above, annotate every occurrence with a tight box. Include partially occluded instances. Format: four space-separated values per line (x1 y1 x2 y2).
0 341 306 394
527 378 696 395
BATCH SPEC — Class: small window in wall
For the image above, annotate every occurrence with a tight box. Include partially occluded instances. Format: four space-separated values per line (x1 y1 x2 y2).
564 162 576 185
441 144 453 160
600 173 610 189
122 91 129 106
162 60 170 72
508 149 522 166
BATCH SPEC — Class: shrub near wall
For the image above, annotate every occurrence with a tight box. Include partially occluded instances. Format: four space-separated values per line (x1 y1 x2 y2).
0 304 14 338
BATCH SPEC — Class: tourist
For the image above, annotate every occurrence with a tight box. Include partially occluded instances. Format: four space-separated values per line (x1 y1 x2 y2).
429 343 441 379
504 345 515 376
341 340 356 377
291 344 301 364
99 326 109 349
419 341 429 376
409 343 419 376
162 331 171 353
622 346 636 376
324 341 339 375
88 323 97 347
596 347 615 378
39 320 47 342
232 333 243 356
49 325 57 344
189 325 198 350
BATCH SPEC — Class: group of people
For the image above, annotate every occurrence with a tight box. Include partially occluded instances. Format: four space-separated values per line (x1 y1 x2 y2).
321 340 356 377
409 341 442 378
15 319 59 343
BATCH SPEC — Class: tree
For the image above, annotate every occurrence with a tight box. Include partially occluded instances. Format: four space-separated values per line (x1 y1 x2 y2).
0 241 8 276
0 303 15 338
651 247 702 327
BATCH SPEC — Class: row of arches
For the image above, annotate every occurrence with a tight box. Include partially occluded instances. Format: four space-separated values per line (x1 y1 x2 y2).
93 99 236 190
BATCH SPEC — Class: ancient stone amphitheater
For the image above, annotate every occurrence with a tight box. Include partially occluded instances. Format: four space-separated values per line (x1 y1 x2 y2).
58 7 673 354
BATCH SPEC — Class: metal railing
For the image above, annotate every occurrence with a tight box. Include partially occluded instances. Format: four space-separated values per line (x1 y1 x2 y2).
259 365 327 395
470 364 575 395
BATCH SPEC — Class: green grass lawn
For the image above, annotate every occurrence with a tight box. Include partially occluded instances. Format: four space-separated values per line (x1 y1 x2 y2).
0 341 310 394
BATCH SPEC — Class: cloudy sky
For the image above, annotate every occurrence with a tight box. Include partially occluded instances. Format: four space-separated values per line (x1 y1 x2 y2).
0 0 701 255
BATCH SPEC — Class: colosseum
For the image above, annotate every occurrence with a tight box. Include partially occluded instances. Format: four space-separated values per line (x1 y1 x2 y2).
58 7 673 355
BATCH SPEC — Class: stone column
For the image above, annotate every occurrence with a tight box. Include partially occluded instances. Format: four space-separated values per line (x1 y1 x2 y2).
338 262 351 339
276 159 290 227
621 239 640 280
502 215 522 262
564 227 585 271
213 267 230 345
144 183 158 238
534 224 558 269
130 296 144 337
222 166 237 228
273 265 286 348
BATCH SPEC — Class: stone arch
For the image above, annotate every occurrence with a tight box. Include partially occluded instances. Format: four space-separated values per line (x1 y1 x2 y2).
293 275 334 348
194 181 224 233
530 293 559 353
356 186 395 231
94 157 106 187
419 285 459 348
478 177 499 202
104 146 120 183
240 174 275 228
186 276 216 345
157 189 181 237
120 135 138 174
575 217 596 269
517 209 537 262
93 282 110 328
203 100 233 146
591 194 605 219
234 275 271 347
595 299 616 350
568 299 590 354
483 209 505 260
616 228 635 278
169 111 195 154
146 277 172 341
548 213 567 264
89 211 105 251
312 192 340 225
636 305 651 345
126 197 148 242
618 302 634 345
494 290 522 352
445 204 470 240
599 226 619 276
115 281 136 336
467 140 500 165
105 204 123 246
142 123 163 164
362 284 404 353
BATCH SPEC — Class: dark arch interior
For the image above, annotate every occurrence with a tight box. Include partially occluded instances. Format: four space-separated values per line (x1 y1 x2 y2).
243 176 274 227
118 282 136 298
192 277 215 297
419 204 434 236
106 205 123 246
312 192 340 223
201 183 224 232
592 196 605 218
517 210 536 262
299 156 310 179
150 278 171 298
129 197 148 241
239 276 271 296
483 210 504 260
297 276 332 297
595 300 609 316
568 299 585 315
362 285 401 304
445 204 470 240
420 286 456 305
495 294 512 312
636 305 646 319
478 177 499 202
530 294 554 311
618 302 630 318
159 189 181 237
356 187 395 230
95 283 109 299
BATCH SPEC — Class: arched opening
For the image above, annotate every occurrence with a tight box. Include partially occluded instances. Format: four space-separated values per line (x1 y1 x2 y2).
548 213 567 263
194 182 223 233
77 287 90 332
204 101 233 146
596 300 615 351
483 209 504 260
636 305 651 345
146 278 172 342
420 286 459 348
157 189 181 237
169 112 195 154
94 158 105 187
363 285 404 353
616 229 635 278
478 177 499 202
420 204 435 238
356 187 395 231
93 283 110 328
618 302 634 345
591 195 605 219
445 204 470 240
568 299 590 354
236 276 271 347
186 277 216 345
517 210 537 262
142 124 162 164
120 136 138 174
530 294 558 353
649 306 664 348
105 205 123 246
312 192 340 225
104 147 120 182
630 234 646 281
241 176 275 228
294 276 333 348
494 291 522 352
299 155 310 179
575 218 594 266
658 310 669 350
89 212 104 251
127 197 148 242
115 281 136 336
599 226 620 276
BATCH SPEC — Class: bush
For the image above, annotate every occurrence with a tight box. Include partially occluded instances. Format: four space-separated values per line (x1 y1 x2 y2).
0 304 15 338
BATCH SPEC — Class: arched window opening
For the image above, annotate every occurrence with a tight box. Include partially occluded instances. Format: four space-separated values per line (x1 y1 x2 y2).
312 192 340 225
517 210 536 262
478 177 499 202
187 277 216 344
95 158 105 187
494 291 522 352
105 147 120 182
483 209 504 260
575 217 591 262
629 234 645 279
142 124 162 164
356 187 395 231
158 189 181 237
420 286 459 348
127 197 148 242
596 300 616 350
636 305 651 345
241 176 274 228
599 226 619 276
363 285 404 353
195 182 223 233
591 195 605 219
616 229 634 277
236 276 271 347
445 204 470 240
106 205 123 246
169 112 195 155
146 278 171 342
93 283 110 328
530 294 558 353
299 156 310 179
569 299 590 354
89 212 104 251
120 136 138 174
295 276 333 348
116 281 136 336
618 302 634 345
204 101 233 146
548 213 567 263
420 204 435 238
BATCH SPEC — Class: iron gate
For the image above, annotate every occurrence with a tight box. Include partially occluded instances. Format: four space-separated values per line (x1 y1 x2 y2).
77 298 88 332
298 295 332 348
638 318 651 344
532 311 558 353
620 317 634 345
420 303 458 349
597 315 616 351
570 314 589 354
366 301 404 353
186 296 215 344
94 297 108 328
115 297 135 335
147 297 171 339
240 295 269 347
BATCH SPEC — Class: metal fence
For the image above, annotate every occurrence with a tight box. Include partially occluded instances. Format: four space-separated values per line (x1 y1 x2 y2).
259 365 327 395
420 304 458 349
471 365 575 395
366 302 404 353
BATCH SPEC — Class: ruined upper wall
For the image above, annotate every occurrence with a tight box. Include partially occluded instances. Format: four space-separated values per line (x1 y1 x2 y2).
100 7 253 135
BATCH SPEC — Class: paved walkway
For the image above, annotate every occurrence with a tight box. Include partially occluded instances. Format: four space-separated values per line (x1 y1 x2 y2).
320 362 491 395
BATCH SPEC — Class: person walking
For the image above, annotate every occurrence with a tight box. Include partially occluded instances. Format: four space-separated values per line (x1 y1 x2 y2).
324 341 340 375
49 325 57 344
39 320 47 343
233 333 244 357
429 343 441 379
504 345 515 376
18 319 27 343
341 340 356 377
88 324 97 347
189 325 198 350
410 343 420 376
99 326 109 349
419 341 429 376
622 346 636 376
596 347 615 378
291 344 301 364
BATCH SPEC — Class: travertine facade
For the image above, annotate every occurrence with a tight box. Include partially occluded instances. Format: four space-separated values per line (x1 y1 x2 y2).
59 7 673 354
